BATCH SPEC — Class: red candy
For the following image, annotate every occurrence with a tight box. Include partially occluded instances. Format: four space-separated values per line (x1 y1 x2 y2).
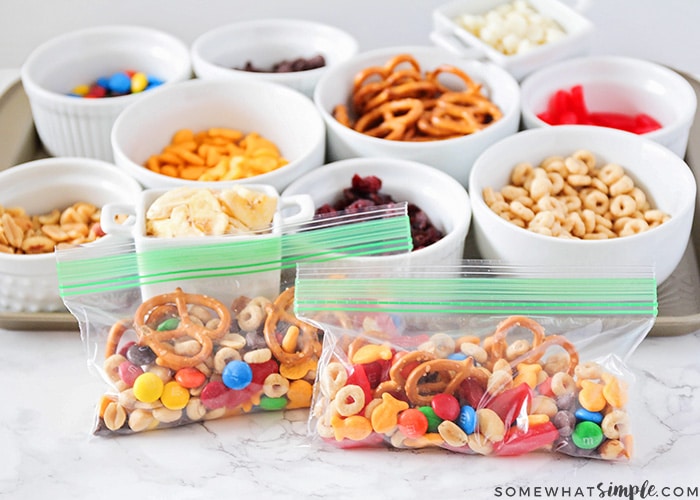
346 364 373 408
485 383 534 426
537 84 662 135
431 393 460 421
493 422 560 456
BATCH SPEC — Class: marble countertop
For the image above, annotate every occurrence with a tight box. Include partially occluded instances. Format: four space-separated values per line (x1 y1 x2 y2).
2 1 700 497
2 327 699 498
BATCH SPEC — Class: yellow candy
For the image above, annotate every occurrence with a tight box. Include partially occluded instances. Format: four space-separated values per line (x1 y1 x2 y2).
351 344 393 364
71 84 90 96
130 72 149 93
160 381 190 410
133 372 164 403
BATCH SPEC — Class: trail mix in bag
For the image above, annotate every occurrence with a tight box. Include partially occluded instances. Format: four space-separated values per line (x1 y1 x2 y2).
56 205 412 436
294 263 657 460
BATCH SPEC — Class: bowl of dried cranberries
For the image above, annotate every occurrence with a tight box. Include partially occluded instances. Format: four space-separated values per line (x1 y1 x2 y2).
282 157 471 266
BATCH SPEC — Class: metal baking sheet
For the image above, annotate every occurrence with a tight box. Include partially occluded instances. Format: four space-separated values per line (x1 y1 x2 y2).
1 75 699 335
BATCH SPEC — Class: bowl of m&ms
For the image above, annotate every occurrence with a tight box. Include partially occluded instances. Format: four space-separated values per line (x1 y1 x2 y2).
190 18 359 99
313 45 520 187
431 0 595 81
0 157 142 312
468 125 696 285
282 157 472 267
520 55 697 157
20 25 192 161
111 78 326 192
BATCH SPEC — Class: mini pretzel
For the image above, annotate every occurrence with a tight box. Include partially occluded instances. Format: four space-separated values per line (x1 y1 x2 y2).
484 315 546 367
105 319 133 359
134 288 231 371
354 98 424 140
533 335 579 375
374 350 435 397
404 357 488 406
263 287 321 366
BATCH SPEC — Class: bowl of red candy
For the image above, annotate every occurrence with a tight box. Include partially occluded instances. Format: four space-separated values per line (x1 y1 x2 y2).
520 55 697 157
282 157 471 266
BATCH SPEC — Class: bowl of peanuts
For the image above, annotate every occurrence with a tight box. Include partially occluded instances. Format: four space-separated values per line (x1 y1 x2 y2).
430 0 594 81
190 18 359 99
519 55 698 158
0 157 143 312
313 45 520 188
20 25 193 162
468 125 696 285
111 78 326 192
282 157 471 267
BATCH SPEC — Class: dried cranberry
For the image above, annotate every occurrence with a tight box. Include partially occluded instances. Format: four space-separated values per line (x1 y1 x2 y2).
313 173 445 249
351 174 382 194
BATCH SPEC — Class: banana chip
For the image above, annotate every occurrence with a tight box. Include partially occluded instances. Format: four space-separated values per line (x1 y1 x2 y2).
146 186 277 237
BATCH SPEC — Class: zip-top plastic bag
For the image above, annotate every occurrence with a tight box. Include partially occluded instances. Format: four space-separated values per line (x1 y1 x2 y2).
294 262 658 460
56 204 412 436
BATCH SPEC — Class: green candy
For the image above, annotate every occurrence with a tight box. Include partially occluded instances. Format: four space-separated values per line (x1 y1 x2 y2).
259 396 288 411
572 421 604 449
157 317 180 331
418 406 442 433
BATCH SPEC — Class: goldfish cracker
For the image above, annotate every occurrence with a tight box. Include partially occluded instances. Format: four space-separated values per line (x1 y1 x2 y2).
145 128 287 181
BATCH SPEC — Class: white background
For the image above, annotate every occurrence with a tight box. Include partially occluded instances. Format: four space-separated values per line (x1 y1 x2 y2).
0 0 698 78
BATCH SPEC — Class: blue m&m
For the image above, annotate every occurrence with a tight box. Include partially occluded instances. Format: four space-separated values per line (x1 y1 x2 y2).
68 70 163 98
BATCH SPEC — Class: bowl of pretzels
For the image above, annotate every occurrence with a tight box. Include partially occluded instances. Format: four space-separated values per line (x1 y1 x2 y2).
313 45 521 188
468 125 696 285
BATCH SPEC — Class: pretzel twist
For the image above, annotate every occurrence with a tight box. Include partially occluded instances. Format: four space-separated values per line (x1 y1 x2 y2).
133 288 231 370
264 287 321 366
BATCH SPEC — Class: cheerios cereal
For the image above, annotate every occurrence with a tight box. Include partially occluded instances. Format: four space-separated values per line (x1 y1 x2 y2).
483 150 670 239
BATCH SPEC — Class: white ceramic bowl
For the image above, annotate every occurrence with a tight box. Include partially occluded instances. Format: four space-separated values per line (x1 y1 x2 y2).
111 78 326 192
468 125 696 285
0 157 143 312
20 25 192 162
431 0 594 81
282 157 472 267
314 45 520 188
520 55 697 158
100 184 314 305
191 19 359 99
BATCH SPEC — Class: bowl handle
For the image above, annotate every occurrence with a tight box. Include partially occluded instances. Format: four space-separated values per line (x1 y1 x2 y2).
277 194 316 226
100 203 137 237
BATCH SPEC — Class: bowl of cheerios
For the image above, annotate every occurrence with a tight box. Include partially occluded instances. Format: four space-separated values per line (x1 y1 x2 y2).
0 157 143 312
468 125 696 285
190 18 359 99
111 78 326 192
313 45 520 188
20 25 192 162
